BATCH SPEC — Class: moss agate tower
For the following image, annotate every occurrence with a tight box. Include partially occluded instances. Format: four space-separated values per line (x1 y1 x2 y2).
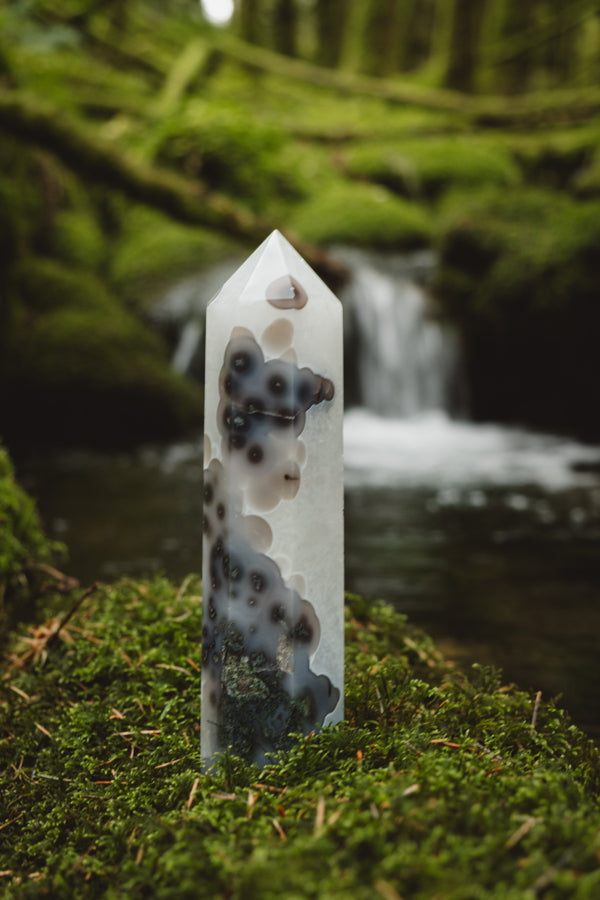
201 231 344 767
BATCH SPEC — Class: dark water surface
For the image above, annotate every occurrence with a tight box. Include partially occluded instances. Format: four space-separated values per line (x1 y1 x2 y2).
17 410 600 737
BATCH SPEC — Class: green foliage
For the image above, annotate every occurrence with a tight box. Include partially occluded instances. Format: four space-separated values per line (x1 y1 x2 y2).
289 179 433 248
0 443 65 626
1 580 599 898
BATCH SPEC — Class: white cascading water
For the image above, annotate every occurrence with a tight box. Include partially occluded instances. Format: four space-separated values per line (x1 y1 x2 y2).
338 248 463 417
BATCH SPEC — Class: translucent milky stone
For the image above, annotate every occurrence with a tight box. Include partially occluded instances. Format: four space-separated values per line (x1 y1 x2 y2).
201 230 344 768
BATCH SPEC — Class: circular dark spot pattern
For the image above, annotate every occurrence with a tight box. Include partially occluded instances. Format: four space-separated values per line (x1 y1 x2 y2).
247 444 263 464
203 398 341 764
232 351 253 373
216 334 335 465
268 373 287 395
271 604 285 623
228 434 247 451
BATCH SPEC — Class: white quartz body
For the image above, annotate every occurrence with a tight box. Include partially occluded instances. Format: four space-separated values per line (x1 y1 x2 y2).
201 231 344 765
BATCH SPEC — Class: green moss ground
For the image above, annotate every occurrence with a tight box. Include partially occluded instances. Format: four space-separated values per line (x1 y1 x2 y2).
2 578 600 899
1 456 600 899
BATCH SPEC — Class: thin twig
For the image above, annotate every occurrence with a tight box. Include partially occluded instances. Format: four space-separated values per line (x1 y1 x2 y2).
46 582 99 649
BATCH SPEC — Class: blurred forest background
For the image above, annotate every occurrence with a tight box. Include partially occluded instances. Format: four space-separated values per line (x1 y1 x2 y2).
1 0 600 450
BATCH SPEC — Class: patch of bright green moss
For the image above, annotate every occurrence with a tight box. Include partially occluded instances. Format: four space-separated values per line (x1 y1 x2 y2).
1 578 599 898
289 179 433 248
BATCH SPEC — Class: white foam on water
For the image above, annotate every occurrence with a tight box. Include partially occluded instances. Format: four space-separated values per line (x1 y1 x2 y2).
344 408 600 491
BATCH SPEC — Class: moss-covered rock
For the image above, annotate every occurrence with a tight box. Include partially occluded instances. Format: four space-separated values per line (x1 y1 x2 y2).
0 142 53 266
1 579 599 898
506 126 600 193
109 205 238 307
436 188 600 440
48 207 107 272
1 258 202 449
0 443 65 631
342 135 520 200
289 179 433 248
146 99 307 214
0 178 27 266
573 145 600 198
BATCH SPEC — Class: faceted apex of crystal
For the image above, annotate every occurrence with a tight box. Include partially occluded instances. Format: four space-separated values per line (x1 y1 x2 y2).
209 230 340 309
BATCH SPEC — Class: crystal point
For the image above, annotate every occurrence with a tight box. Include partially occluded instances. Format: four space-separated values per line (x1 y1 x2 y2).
201 233 344 767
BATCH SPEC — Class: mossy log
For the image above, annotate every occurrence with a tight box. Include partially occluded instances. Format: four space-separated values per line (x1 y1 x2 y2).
31 3 600 130
0 90 348 288
211 33 600 129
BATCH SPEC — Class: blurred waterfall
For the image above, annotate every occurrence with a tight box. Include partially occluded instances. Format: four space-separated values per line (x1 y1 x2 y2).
337 247 466 418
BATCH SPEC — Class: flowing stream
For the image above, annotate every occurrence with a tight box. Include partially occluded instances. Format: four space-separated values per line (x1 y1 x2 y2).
17 249 600 736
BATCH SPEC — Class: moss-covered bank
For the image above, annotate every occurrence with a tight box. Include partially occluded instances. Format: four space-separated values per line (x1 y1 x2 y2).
0 444 67 634
0 135 212 451
1 452 600 899
2 256 205 450
436 188 600 441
